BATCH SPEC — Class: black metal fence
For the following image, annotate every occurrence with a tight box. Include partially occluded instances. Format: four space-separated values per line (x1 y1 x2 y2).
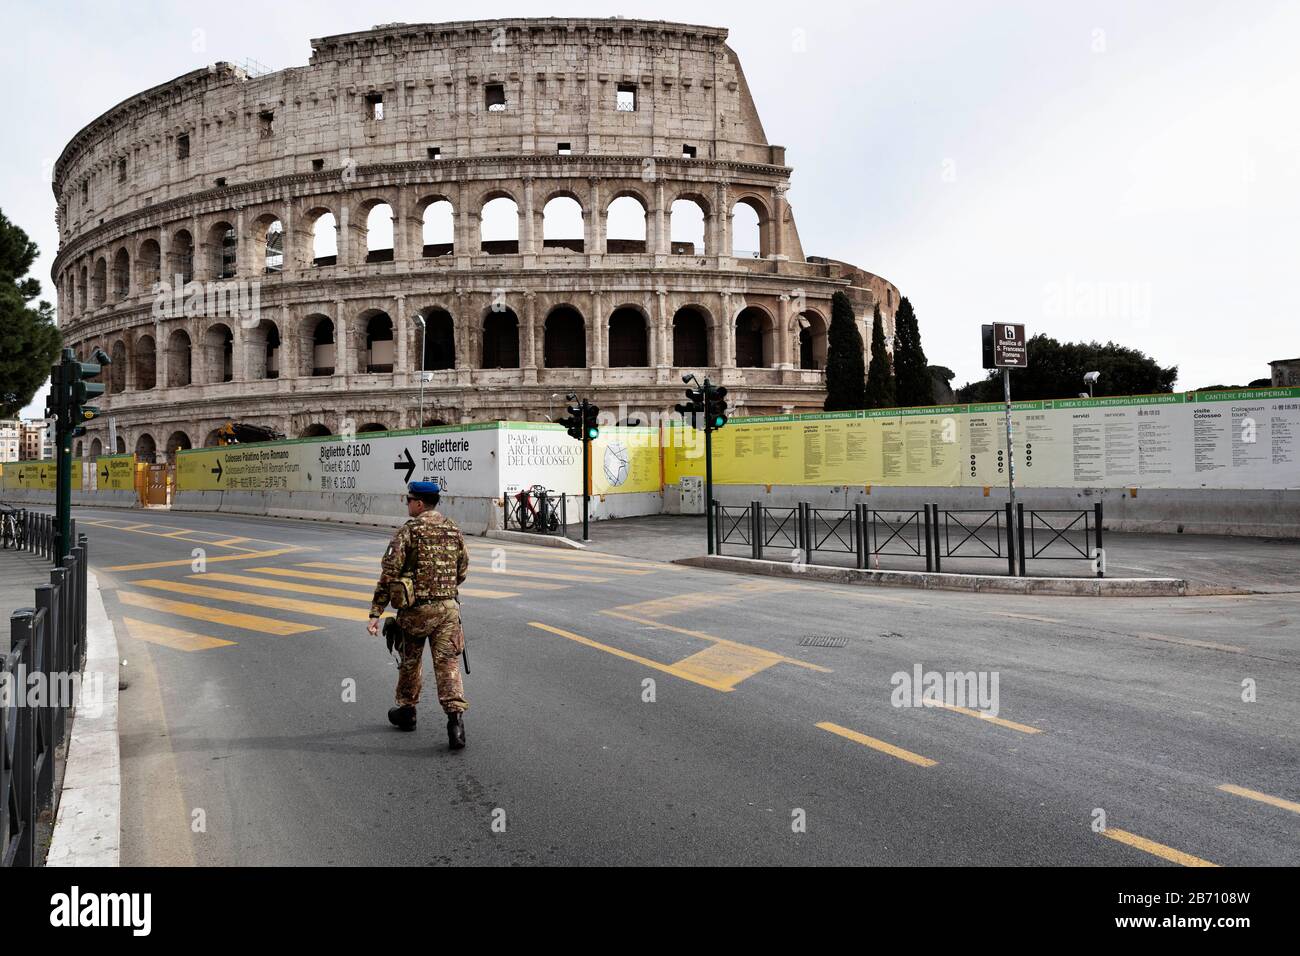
714 500 1104 578
502 490 569 537
2 525 89 867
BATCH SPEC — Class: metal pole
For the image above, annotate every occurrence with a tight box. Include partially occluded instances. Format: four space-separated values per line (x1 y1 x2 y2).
417 316 426 428
1003 367 1018 575
581 401 590 542
704 419 715 554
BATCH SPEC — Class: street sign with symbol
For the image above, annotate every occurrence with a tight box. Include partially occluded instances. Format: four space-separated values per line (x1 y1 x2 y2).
992 323 1027 368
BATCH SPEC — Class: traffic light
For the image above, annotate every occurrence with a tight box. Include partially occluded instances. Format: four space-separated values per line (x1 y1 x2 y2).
707 384 729 430
70 350 108 437
582 402 600 440
560 402 583 441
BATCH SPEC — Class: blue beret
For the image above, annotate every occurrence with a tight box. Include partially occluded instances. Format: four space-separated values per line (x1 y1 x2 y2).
408 480 441 495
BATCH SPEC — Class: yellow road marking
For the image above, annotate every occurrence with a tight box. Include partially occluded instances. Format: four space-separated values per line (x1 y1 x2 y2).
612 583 800 620
210 536 250 547
304 561 596 584
122 617 236 652
815 721 938 767
1137 633 1244 654
464 542 680 571
670 642 783 690
117 591 318 635
995 612 1064 625
105 546 303 571
250 566 567 592
195 571 520 601
79 517 296 553
601 609 831 673
921 699 1043 734
134 579 373 621
1100 828 1218 867
528 622 737 692
1218 784 1300 815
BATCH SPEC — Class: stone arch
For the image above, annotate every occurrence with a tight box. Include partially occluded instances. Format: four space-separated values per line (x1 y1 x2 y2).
608 305 649 368
542 194 584 253
606 192 648 253
169 229 194 282
303 207 338 266
479 191 520 254
135 432 157 464
305 314 335 376
731 196 769 258
246 318 281 380
735 306 775 368
78 264 88 312
115 435 127 454
672 305 711 368
300 423 330 438
137 238 162 291
481 307 520 369
252 212 284 274
165 430 192 463
207 220 237 279
357 422 389 433
111 247 130 300
133 334 156 390
796 309 829 371
89 437 103 458
166 328 192 387
416 306 456 371
360 309 394 372
91 257 107 306
108 339 128 392
203 429 223 448
417 196 455 257
670 196 709 255
202 322 234 383
543 305 586 369
357 197 395 263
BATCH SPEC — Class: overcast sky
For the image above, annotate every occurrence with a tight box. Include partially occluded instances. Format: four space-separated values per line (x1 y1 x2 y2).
6 0 1296 417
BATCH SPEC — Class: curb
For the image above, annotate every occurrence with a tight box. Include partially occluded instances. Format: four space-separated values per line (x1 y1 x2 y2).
675 555 1189 597
485 529 587 550
45 570 120 867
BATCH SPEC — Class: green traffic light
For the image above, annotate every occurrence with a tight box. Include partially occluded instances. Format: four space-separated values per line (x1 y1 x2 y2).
587 426 599 440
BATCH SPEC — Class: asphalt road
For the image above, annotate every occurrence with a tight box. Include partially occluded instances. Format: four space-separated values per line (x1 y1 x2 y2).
74 506 1300 866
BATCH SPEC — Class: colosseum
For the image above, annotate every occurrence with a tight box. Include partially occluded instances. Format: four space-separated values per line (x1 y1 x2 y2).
51 17 901 464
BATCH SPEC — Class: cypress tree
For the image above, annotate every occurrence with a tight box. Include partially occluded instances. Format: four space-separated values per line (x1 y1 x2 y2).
823 290 866 411
864 304 896 408
892 296 934 407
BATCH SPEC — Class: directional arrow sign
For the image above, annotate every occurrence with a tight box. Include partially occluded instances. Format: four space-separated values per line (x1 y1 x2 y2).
394 448 415 484
211 459 224 483
101 466 109 481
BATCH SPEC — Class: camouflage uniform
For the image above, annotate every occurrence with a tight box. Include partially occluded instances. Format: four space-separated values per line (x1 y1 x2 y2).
370 510 470 714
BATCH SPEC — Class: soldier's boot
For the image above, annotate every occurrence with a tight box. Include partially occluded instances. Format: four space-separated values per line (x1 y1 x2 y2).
388 705 417 731
447 712 466 750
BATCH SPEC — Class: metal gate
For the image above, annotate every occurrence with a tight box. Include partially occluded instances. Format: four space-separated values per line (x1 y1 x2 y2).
143 464 170 505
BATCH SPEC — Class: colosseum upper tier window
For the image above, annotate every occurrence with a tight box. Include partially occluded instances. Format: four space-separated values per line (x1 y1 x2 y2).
485 84 506 111
617 84 637 112
365 93 384 120
176 134 190 159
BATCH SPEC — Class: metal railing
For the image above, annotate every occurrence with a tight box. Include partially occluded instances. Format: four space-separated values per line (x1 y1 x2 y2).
502 489 568 537
2 529 89 867
0 508 74 565
714 500 1104 578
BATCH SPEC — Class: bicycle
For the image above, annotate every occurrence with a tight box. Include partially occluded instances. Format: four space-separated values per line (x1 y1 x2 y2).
513 484 559 534
1 505 26 550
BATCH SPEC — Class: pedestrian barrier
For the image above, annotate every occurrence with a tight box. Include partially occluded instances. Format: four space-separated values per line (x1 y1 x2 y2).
1 519 89 867
714 500 1104 578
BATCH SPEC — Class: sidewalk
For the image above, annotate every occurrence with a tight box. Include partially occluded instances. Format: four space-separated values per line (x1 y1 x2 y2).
0 548 55 655
570 514 1300 594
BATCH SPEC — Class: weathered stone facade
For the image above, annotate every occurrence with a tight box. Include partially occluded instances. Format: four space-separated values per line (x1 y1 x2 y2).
51 18 900 463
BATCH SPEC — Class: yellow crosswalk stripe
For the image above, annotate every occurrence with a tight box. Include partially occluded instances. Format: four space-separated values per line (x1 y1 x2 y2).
133 579 373 621
118 591 318 635
261 565 568 592
464 542 676 571
122 617 236 652
195 571 520 601
300 561 596 584
105 547 302 572
1217 784 1300 815
669 643 783 690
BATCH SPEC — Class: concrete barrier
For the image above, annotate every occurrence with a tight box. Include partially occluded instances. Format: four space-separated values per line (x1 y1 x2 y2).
170 489 503 533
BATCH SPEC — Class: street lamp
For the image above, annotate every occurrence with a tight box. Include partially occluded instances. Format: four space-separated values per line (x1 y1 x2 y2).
1083 370 1100 399
415 314 426 427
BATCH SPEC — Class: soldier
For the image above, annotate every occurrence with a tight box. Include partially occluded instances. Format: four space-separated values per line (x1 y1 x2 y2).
366 480 470 749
